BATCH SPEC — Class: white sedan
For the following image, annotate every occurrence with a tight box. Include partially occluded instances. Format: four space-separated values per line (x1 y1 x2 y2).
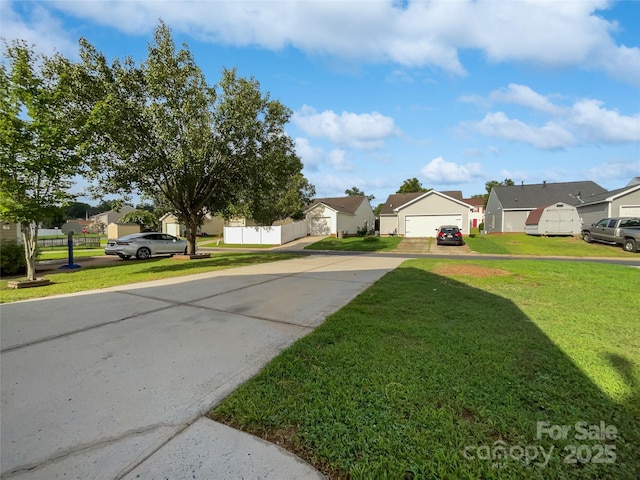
105 233 188 260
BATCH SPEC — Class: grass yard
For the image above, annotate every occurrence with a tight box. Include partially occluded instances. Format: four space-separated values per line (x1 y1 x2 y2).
37 248 105 260
0 253 299 303
465 233 633 257
210 243 275 249
210 259 640 479
305 236 403 252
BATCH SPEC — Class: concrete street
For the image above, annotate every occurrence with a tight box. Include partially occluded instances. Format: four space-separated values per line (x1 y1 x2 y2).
1 253 406 479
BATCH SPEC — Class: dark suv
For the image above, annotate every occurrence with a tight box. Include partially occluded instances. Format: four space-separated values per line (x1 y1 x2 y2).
436 225 464 246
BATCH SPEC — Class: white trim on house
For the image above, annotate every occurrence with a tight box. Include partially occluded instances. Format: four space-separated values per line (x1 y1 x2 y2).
392 190 473 213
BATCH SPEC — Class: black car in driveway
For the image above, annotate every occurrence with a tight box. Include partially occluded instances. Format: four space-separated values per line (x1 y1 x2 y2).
436 225 464 246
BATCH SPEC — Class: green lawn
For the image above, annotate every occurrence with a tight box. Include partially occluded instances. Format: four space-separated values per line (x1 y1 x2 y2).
210 259 640 479
0 253 299 303
37 248 105 260
305 236 403 252
465 233 634 257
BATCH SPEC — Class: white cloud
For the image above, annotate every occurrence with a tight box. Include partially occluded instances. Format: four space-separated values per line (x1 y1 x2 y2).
292 105 398 150
1 1 77 57
420 156 483 184
458 94 491 109
8 0 631 85
295 137 323 172
587 159 640 182
570 100 640 143
472 112 576 150
489 84 564 115
306 173 369 197
327 149 354 172
499 170 529 183
465 85 640 148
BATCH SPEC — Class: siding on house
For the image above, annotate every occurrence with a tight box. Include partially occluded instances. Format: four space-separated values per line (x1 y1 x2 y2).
0 222 21 244
91 206 136 231
576 185 640 226
305 196 374 235
161 213 226 236
379 191 474 236
395 192 472 236
485 181 606 233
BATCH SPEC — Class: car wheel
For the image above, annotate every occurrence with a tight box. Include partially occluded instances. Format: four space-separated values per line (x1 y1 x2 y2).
623 238 637 253
136 247 151 260
582 232 592 243
184 247 188 255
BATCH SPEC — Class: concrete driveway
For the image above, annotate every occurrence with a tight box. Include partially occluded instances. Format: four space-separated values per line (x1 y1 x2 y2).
1 253 406 479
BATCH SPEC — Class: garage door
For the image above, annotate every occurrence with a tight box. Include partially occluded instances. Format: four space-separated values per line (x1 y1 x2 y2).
619 205 640 216
308 216 331 236
405 214 462 238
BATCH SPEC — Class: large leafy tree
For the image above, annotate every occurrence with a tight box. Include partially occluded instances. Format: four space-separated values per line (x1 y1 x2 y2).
345 186 374 201
120 209 159 232
396 177 430 194
483 178 515 206
485 178 515 195
0 41 84 280
76 22 311 254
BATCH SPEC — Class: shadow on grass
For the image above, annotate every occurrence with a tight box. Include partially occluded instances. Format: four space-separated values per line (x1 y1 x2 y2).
304 237 402 252
138 253 294 274
211 265 639 479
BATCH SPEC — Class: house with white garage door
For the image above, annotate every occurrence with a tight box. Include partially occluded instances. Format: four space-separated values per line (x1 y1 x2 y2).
379 190 474 237
485 181 606 233
575 178 640 227
305 196 375 236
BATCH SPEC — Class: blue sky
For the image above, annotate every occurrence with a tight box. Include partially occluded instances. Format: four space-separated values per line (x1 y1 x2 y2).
3 0 639 206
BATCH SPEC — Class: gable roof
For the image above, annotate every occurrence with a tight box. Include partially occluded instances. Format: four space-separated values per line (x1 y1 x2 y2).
463 197 485 207
575 183 640 208
306 196 367 215
627 177 640 187
492 181 606 209
525 205 548 226
380 190 473 214
379 192 425 215
90 205 136 220
441 190 463 201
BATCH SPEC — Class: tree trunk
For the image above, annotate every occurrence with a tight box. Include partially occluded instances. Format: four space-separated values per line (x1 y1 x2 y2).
185 216 199 255
21 223 39 281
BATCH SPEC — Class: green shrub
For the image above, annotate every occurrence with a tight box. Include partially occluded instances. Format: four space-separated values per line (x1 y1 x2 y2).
478 222 485 231
0 242 26 276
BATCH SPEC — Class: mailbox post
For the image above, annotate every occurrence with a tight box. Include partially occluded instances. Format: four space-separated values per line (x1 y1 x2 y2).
60 222 82 269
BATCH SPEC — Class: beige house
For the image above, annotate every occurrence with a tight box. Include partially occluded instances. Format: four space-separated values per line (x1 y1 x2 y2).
107 222 140 239
305 196 375 236
380 190 474 237
1 222 21 244
160 213 226 237
91 206 136 233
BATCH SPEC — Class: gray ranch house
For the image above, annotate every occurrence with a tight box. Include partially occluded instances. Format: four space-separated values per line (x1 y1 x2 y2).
305 195 375 236
574 178 640 226
379 190 474 237
485 181 606 233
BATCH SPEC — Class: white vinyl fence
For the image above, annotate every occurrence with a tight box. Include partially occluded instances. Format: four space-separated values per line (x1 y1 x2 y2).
223 221 307 245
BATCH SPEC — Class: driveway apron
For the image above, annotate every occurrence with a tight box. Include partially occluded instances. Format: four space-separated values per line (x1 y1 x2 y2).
0 253 406 479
